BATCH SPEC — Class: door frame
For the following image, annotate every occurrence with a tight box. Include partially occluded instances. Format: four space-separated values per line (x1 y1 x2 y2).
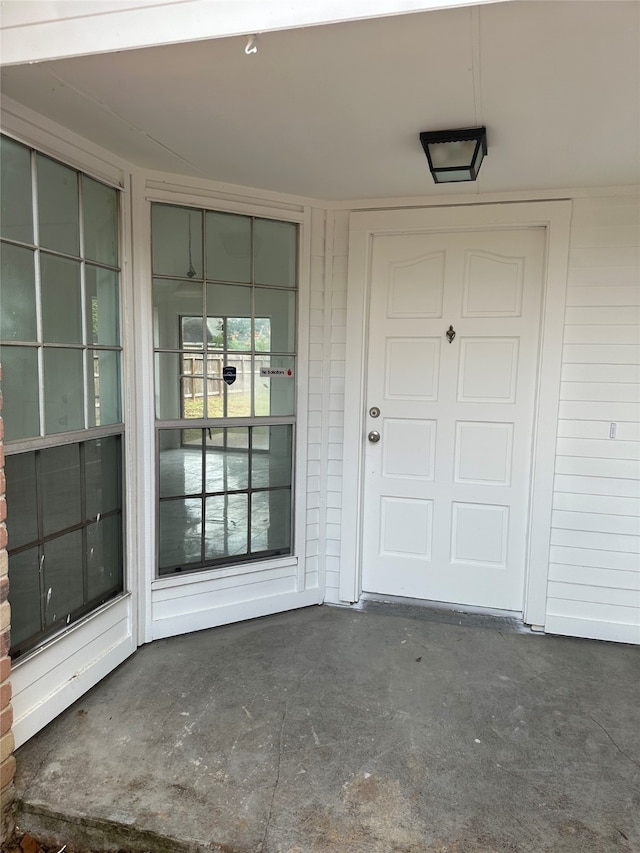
340 201 572 628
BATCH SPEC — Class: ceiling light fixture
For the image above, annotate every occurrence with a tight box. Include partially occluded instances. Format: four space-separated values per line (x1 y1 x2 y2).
419 126 487 183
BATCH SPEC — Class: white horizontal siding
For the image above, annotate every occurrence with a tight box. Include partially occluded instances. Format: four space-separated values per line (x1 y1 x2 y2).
323 212 349 603
557 419 640 441
548 195 640 644
556 437 640 460
549 563 640 589
552 509 640 536
553 491 640 516
555 456 640 479
551 528 640 554
306 208 326 592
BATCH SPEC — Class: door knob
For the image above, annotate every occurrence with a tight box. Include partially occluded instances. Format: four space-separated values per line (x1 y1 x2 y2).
368 430 381 443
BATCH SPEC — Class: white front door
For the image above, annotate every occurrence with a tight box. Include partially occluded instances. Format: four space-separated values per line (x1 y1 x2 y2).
362 227 545 611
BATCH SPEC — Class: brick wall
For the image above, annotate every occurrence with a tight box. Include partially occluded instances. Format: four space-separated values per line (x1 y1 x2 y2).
0 367 16 836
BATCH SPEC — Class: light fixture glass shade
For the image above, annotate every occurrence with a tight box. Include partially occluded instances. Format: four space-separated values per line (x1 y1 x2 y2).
419 127 487 183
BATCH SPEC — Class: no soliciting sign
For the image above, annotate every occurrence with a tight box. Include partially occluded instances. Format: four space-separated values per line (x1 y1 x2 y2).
260 368 294 377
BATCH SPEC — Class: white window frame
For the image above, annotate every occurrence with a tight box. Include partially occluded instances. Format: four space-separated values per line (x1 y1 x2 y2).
1 98 138 746
133 175 318 643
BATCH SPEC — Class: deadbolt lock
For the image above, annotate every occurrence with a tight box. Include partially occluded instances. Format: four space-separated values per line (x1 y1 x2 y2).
369 406 381 418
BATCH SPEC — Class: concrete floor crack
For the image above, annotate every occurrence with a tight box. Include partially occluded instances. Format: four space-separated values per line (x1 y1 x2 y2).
260 700 288 852
590 715 640 770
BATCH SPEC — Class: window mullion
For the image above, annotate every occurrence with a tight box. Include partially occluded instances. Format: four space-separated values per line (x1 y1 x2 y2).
250 217 255 420
79 442 89 608
201 429 206 565
79 175 89 430
31 150 46 439
34 450 46 635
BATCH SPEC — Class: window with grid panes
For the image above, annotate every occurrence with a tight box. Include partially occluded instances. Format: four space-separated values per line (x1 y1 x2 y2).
152 204 297 575
0 134 125 659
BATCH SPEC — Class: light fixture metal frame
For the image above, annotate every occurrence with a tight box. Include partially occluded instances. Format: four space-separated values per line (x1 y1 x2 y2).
419 126 487 184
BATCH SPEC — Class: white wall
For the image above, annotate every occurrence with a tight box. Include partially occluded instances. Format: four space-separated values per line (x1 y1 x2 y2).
322 192 640 645
546 195 640 644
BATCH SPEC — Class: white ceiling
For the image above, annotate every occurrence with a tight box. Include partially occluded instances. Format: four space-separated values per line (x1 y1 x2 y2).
1 0 638 201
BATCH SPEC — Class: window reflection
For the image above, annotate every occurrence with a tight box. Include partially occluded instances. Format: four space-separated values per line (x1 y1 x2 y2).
157 426 292 574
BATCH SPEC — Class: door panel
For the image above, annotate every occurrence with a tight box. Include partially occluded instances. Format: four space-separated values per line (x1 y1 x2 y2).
362 228 544 611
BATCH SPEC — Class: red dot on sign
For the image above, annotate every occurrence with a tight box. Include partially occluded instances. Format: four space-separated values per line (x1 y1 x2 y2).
287 369 292 376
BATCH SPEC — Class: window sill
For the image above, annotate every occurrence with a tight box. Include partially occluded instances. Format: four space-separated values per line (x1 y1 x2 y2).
152 555 299 591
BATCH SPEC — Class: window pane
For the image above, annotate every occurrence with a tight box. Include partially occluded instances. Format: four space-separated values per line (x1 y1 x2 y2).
37 155 79 256
0 243 37 341
206 283 252 348
204 493 248 560
207 425 249 450
254 288 295 352
181 315 206 350
43 347 84 434
41 253 82 343
86 436 122 518
224 318 253 352
181 352 205 418
153 278 203 349
251 426 292 489
7 547 41 649
251 489 291 553
254 356 295 416
1 136 33 244
89 349 121 427
87 514 122 600
159 432 203 498
86 266 119 345
83 176 118 266
205 211 251 283
41 443 82 537
206 430 249 492
0 345 40 441
254 219 296 287
43 530 84 625
5 453 38 549
208 354 252 418
152 205 202 279
159 498 202 569
155 352 183 420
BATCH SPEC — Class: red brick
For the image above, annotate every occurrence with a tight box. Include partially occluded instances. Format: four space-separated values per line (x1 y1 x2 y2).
0 656 9 683
0 705 12 737
0 630 9 658
0 499 5 523
0 729 13 764
0 602 8 635
0 682 10 710
0 754 16 789
0 525 6 549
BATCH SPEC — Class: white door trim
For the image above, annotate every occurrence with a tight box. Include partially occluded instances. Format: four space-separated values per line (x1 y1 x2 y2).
340 201 572 628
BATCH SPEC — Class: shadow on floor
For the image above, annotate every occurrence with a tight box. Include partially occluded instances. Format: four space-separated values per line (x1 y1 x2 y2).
13 604 640 853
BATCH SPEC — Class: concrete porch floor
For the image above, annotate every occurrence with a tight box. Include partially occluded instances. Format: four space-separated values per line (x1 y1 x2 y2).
12 602 640 853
